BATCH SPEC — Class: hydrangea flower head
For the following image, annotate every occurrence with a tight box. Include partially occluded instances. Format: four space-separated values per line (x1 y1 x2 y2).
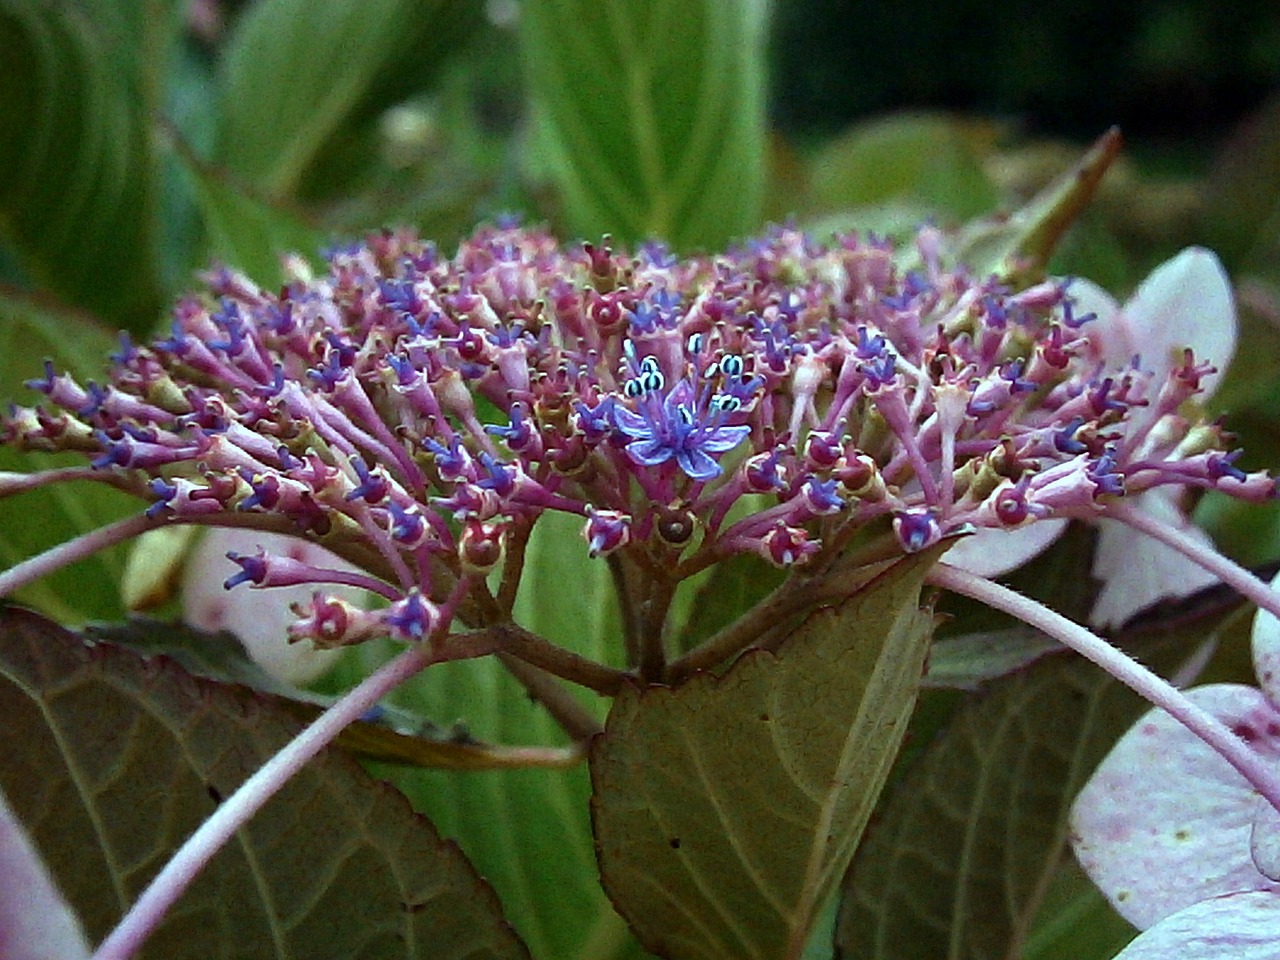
2 224 1270 649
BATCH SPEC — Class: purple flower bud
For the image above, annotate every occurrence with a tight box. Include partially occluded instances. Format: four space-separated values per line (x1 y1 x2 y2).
994 479 1038 526
744 449 787 492
461 519 506 572
894 509 942 553
1087 450 1126 497
804 430 844 470
1054 417 1089 455
387 501 430 548
383 590 439 642
288 593 381 649
583 508 631 558
433 483 502 521
759 522 819 567
147 477 227 518
655 504 696 545
486 402 540 455
345 458 391 505
798 476 844 516
424 435 472 481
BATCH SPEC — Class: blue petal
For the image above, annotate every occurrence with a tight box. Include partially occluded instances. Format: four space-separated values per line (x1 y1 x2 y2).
676 447 721 480
700 424 751 454
611 404 651 439
626 437 673 467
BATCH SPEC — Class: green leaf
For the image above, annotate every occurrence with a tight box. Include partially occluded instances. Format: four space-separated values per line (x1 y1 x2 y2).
217 0 482 200
949 128 1123 287
85 617 582 772
169 135 323 288
807 113 999 223
834 619 1217 960
520 0 768 250
672 552 787 655
0 292 138 621
1020 860 1136 960
0 0 173 333
0 606 529 959
923 627 1063 690
592 551 938 960
370 511 650 959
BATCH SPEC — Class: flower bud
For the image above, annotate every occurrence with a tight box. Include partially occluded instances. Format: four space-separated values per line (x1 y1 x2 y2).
460 519 506 573
583 508 631 558
655 504 696 546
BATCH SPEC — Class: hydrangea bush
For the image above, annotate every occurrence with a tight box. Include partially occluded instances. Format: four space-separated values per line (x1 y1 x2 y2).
6 3 1280 959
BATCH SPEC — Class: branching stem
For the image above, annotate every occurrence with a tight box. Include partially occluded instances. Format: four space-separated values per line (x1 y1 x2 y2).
496 652 603 741
0 513 157 599
496 622 632 696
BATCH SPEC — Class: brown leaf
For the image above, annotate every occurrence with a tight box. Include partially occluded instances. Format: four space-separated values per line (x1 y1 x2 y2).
0 606 529 959
591 553 939 960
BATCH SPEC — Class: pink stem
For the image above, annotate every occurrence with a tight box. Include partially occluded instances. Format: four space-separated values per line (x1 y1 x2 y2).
1106 499 1280 621
929 562 1280 815
91 640 441 960
0 513 157 600
0 466 135 499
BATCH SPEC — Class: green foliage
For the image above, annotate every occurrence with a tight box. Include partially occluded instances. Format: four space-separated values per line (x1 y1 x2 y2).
807 113 999 224
174 145 322 288
922 626 1063 690
520 0 768 250
948 128 1124 285
216 0 483 201
837 645 1138 960
0 607 528 959
0 0 174 333
672 552 787 655
592 552 938 960
836 614 1233 960
83 617 579 771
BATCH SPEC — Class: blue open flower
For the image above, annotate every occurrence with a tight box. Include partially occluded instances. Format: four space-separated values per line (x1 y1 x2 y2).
611 378 750 481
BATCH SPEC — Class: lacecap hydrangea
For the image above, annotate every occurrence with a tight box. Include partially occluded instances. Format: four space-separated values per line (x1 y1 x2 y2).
3 222 1270 648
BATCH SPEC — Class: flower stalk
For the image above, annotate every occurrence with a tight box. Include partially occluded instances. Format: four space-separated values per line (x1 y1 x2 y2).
928 562 1280 815
90 628 500 960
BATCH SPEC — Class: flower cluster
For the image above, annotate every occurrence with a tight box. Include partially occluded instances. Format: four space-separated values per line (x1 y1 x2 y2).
3 223 1271 646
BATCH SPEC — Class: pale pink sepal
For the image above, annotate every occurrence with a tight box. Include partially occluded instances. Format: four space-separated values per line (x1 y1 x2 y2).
1251 568 1280 711
182 528 357 686
1113 246 1236 394
1110 891 1280 960
1075 247 1235 393
1089 488 1220 630
934 519 1068 578
1081 249 1235 626
0 790 90 960
1247 568 1280 880
1070 684 1280 929
1250 797 1280 882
